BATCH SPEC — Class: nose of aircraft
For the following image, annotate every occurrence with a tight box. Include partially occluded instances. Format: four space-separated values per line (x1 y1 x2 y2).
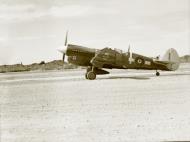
57 45 67 62
57 31 69 62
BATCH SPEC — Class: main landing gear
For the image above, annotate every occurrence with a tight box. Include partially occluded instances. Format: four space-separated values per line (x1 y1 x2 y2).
85 66 96 80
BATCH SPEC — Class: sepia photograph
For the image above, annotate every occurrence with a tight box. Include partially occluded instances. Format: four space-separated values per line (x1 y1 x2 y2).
0 0 190 141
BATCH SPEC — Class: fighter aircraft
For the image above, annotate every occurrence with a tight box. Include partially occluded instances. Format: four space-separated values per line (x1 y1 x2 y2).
58 32 180 80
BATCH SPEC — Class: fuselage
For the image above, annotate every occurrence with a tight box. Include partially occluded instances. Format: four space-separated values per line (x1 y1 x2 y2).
65 44 172 71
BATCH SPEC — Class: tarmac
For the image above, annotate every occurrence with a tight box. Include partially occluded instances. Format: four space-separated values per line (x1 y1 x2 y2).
0 63 190 142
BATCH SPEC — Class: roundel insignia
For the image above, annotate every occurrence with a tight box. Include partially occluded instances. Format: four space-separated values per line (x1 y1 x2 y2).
135 57 144 65
137 59 142 64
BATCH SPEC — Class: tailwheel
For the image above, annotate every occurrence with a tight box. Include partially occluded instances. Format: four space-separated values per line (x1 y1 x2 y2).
86 71 96 80
156 71 160 76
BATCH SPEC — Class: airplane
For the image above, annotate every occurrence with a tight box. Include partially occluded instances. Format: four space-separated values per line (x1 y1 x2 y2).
58 32 180 80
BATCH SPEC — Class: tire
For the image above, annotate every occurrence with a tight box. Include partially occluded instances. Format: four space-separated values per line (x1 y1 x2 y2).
135 57 144 65
85 73 88 79
87 71 96 80
156 72 160 76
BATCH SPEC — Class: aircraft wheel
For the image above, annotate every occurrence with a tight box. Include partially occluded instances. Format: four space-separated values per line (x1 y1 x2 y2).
156 72 160 76
87 71 96 80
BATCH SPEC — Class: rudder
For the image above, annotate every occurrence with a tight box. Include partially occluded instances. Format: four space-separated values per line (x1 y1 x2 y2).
162 48 180 71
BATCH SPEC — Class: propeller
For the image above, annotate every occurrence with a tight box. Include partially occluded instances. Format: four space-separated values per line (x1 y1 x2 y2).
57 31 68 62
64 31 68 46
63 31 68 61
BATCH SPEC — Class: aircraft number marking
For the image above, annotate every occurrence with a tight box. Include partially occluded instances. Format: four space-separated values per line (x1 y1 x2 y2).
145 61 151 65
72 56 77 60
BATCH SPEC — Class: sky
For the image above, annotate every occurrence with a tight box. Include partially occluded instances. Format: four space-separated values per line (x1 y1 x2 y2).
0 0 189 65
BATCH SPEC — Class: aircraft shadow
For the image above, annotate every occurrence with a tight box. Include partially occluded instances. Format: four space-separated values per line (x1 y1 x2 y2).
100 76 150 80
98 72 190 80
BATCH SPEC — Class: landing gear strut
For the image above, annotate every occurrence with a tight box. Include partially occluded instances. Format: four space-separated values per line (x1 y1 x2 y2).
156 71 160 76
85 66 96 80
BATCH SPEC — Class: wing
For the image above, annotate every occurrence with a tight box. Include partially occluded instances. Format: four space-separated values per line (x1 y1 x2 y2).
90 48 117 68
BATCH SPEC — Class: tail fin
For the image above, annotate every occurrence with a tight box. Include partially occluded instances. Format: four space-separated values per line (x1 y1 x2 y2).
162 48 180 71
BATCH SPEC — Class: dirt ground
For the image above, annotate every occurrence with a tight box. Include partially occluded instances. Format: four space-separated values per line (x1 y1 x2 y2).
1 63 190 142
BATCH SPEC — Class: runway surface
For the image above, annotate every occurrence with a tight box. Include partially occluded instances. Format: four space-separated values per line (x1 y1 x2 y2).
1 63 190 142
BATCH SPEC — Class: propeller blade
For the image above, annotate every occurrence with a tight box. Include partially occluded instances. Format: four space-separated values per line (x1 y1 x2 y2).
128 44 130 53
58 31 69 62
64 31 68 46
62 53 65 62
